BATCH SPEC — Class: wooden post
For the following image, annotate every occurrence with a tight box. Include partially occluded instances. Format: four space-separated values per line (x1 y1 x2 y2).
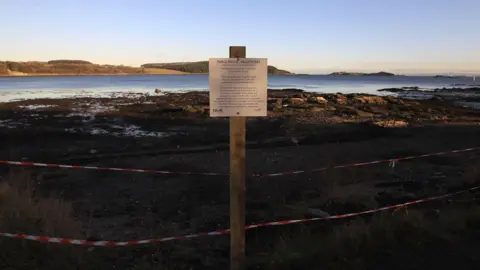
229 46 246 270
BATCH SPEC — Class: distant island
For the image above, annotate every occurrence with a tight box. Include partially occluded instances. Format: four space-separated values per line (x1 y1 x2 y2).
329 71 395 76
433 75 468 79
0 60 292 77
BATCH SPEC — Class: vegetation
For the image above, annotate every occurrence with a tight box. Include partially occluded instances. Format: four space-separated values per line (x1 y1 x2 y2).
252 206 480 270
0 60 292 76
0 60 144 75
0 60 187 76
47 60 93 65
1 168 479 269
142 61 210 73
0 170 87 269
142 61 292 74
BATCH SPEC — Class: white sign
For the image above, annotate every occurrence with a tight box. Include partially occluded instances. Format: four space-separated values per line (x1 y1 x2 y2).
209 58 268 117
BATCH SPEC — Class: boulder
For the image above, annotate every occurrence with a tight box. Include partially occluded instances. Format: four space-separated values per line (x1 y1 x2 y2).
268 98 282 105
267 98 283 111
356 110 374 117
373 120 408 128
154 88 162 94
285 97 306 105
354 96 387 105
308 96 328 104
334 94 348 105
335 106 358 116
384 96 404 105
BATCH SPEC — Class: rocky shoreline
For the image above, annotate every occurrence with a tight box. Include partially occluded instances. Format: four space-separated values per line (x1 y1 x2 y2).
0 88 478 160
0 88 479 269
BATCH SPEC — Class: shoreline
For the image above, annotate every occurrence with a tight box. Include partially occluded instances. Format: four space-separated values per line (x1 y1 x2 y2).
0 73 298 78
0 87 479 268
0 72 199 78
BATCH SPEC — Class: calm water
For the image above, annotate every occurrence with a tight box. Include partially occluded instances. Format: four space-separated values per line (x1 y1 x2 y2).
0 74 477 102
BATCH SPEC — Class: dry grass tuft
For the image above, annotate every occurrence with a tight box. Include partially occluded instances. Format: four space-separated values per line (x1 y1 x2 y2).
250 204 480 270
464 162 480 185
0 170 87 269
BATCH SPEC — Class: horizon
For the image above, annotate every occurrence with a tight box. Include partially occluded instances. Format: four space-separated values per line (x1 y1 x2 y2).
1 0 479 76
1 59 478 76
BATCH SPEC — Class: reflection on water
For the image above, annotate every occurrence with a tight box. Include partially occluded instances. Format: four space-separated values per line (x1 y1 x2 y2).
0 74 477 102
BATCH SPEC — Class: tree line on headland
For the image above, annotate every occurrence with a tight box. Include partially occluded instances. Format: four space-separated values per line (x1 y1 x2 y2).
141 61 292 74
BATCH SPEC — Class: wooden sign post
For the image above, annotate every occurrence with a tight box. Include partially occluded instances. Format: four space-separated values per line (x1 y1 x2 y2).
209 46 267 270
229 46 247 270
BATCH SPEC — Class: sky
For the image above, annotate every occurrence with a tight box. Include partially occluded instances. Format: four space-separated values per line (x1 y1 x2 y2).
1 0 479 75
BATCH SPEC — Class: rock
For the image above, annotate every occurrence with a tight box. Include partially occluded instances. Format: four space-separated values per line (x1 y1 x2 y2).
154 89 162 94
373 120 408 128
160 107 183 113
308 96 328 104
267 98 283 111
334 94 348 105
384 96 405 105
335 106 358 116
309 107 325 112
306 208 330 217
183 105 208 113
378 88 405 93
285 97 306 105
356 110 374 117
268 98 282 105
267 103 282 111
354 96 387 105
369 106 389 116
183 105 199 113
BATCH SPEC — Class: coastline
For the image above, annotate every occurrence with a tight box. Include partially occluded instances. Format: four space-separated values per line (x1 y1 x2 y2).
0 69 191 77
0 72 297 78
0 88 479 268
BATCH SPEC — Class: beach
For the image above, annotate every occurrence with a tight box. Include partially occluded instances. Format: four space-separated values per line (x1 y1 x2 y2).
0 86 479 268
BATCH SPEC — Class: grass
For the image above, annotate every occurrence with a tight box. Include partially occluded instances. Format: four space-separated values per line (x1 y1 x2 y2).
249 205 480 270
0 61 187 76
245 162 480 269
0 170 87 269
0 160 478 269
1 60 292 76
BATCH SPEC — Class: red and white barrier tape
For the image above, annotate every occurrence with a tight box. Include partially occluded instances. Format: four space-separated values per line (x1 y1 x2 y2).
0 160 224 176
0 146 478 177
256 146 480 177
1 185 478 246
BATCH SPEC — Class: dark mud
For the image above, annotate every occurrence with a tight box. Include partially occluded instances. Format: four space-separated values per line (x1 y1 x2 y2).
0 89 479 269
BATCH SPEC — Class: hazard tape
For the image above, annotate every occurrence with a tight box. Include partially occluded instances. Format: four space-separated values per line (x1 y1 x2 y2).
1 185 478 246
256 146 480 177
0 160 224 176
0 146 478 177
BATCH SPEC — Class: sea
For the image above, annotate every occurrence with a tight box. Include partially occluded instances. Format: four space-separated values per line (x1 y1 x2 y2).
0 74 477 102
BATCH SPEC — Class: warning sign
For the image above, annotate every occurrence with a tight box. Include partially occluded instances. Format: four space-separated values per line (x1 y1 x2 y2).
209 58 268 117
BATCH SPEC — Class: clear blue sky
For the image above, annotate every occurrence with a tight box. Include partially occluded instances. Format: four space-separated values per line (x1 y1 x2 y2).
1 0 479 75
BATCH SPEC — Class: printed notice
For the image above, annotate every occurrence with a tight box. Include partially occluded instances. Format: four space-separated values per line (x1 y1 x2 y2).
209 58 268 117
